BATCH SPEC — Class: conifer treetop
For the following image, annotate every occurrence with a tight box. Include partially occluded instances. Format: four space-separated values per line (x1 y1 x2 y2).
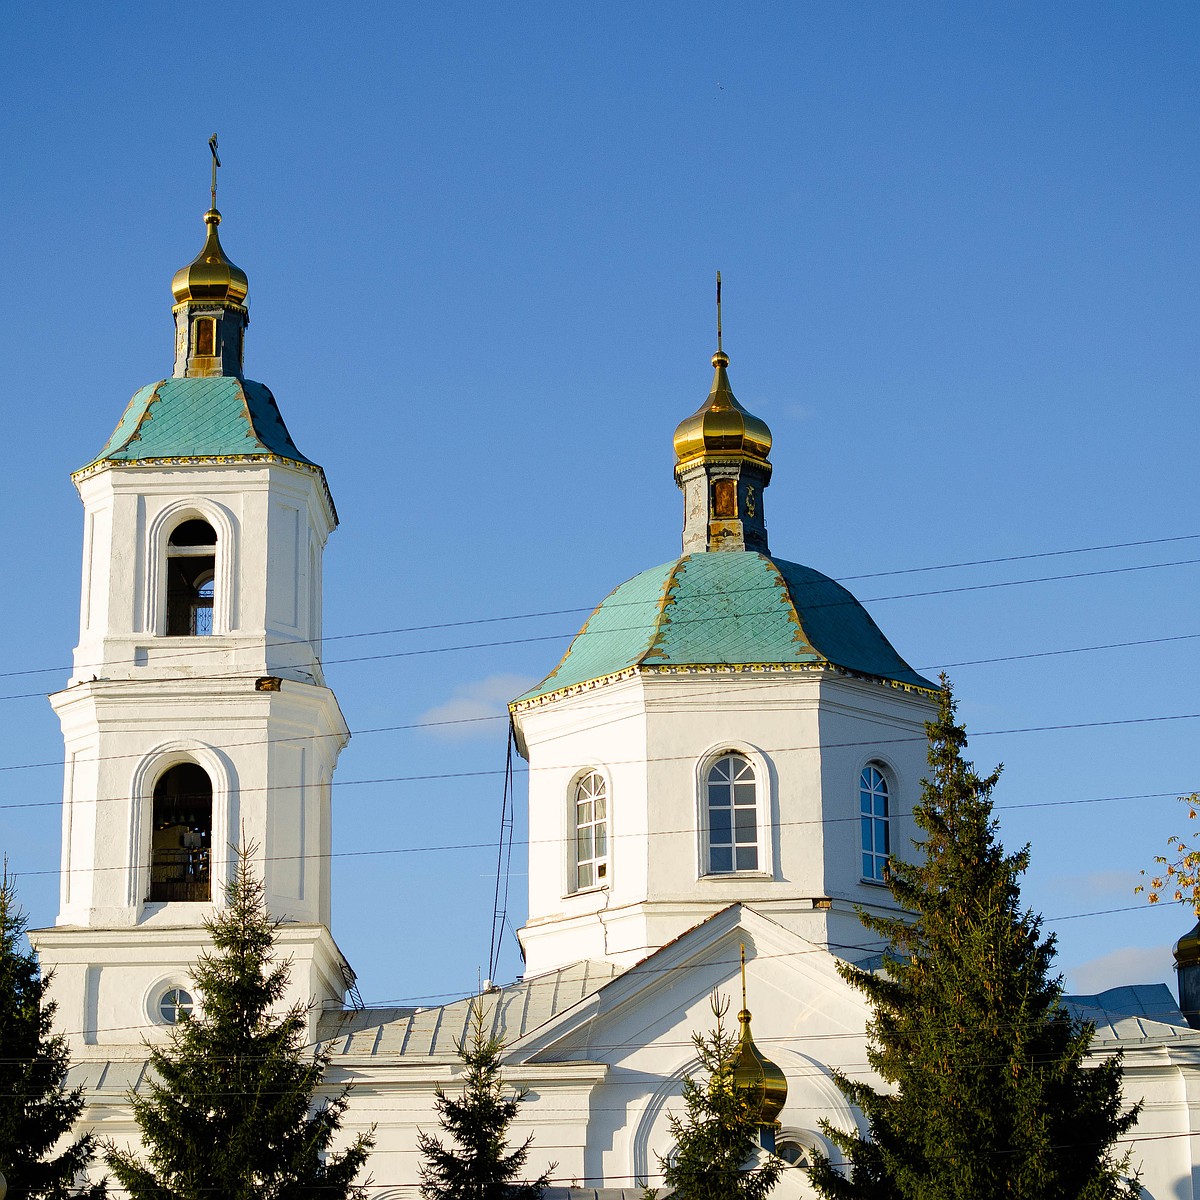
0 862 105 1200
105 843 373 1200
646 994 782 1200
417 995 554 1200
807 680 1141 1200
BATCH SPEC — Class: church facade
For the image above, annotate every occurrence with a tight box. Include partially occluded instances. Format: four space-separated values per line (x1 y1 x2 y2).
32 194 1200 1198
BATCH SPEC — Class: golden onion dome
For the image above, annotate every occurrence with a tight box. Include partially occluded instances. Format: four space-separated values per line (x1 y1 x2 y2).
1175 920 1200 968
171 208 249 306
673 351 773 470
731 1005 788 1127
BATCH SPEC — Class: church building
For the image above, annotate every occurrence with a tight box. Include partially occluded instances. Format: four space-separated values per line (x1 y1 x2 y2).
33 188 1200 1198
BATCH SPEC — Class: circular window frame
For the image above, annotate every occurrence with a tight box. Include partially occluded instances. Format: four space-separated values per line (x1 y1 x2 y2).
146 978 196 1026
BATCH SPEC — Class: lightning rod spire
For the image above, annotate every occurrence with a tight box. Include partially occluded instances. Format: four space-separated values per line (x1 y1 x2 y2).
740 941 747 1012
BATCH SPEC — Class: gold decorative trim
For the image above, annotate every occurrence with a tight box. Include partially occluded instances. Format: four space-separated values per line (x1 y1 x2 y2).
71 454 338 524
509 660 939 713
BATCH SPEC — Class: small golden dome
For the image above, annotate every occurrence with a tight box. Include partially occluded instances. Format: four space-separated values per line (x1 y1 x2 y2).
171 208 249 306
1175 920 1200 968
731 1006 788 1127
673 351 773 470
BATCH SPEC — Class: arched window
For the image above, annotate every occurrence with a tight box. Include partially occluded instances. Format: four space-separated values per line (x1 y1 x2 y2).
706 753 758 873
166 519 216 636
860 764 890 882
150 763 212 902
572 771 608 891
777 1141 811 1167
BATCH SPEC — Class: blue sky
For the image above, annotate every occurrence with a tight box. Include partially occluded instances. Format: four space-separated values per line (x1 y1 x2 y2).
2 2 1199 1006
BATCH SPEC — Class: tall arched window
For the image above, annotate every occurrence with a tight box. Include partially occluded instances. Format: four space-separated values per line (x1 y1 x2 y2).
572 771 608 891
860 764 890 882
166 519 217 636
150 763 212 902
706 753 758 873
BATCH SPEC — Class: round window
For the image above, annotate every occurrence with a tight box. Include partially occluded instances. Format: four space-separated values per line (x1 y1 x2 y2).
158 987 194 1024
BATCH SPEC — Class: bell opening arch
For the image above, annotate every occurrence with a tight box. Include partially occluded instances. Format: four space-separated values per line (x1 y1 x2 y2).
144 498 238 637
129 741 237 913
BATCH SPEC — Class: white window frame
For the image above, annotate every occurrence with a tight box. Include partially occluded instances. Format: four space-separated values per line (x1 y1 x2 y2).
130 741 234 914
568 769 609 894
859 760 893 884
148 760 215 904
696 744 774 878
157 986 195 1024
144 499 238 636
144 975 197 1027
776 1127 828 1170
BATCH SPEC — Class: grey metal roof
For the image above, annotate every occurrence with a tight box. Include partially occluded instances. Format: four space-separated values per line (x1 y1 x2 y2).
544 1190 644 1199
317 959 621 1059
1063 983 1195 1043
64 1058 151 1096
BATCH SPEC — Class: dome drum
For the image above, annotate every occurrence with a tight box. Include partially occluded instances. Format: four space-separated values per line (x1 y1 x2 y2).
172 301 247 380
678 456 770 555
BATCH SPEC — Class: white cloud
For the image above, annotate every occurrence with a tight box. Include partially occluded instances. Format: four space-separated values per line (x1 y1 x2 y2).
416 674 536 741
1067 944 1173 996
1046 869 1141 903
783 402 816 421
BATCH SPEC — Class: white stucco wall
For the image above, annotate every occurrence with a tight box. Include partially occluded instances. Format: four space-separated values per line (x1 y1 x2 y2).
514 670 935 978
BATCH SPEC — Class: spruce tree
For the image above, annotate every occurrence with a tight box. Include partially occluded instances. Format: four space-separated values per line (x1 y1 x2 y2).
647 997 781 1200
417 997 553 1199
105 844 373 1200
0 865 105 1200
808 681 1140 1200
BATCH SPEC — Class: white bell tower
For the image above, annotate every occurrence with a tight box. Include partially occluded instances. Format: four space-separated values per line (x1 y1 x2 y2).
32 180 352 1053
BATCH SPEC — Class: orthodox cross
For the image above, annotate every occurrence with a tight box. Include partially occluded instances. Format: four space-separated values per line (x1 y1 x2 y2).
716 270 723 352
209 133 221 209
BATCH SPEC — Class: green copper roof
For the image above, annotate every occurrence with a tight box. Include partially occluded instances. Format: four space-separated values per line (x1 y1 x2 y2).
80 377 316 471
515 552 936 704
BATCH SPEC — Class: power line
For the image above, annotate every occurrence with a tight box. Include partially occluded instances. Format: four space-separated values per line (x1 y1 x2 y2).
3 707 1200 813
2 534 1198 692
839 531 1200 580
6 789 1189 879
6 632 1200 775
1 554 1196 706
1 547 1195 706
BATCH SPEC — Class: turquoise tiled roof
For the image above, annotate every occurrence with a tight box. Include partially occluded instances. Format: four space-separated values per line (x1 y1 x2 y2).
515 552 936 703
81 377 315 471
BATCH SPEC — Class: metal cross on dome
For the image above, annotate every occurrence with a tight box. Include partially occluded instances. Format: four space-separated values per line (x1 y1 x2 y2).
716 269 723 352
209 133 220 209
